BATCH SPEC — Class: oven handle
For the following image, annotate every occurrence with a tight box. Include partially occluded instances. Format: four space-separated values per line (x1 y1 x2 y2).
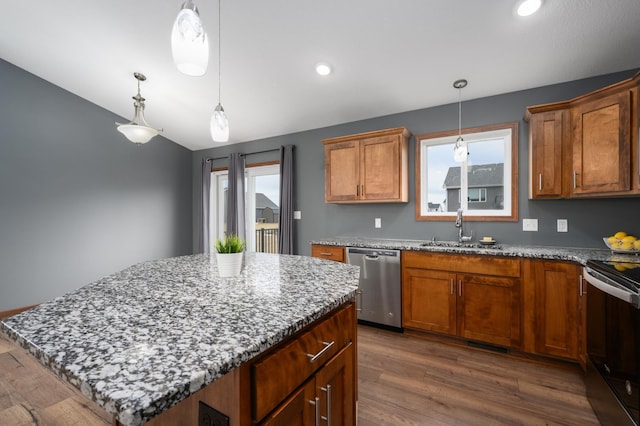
583 266 636 306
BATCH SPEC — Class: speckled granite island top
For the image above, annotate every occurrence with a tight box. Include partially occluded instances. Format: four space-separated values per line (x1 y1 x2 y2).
311 237 640 264
0 253 360 426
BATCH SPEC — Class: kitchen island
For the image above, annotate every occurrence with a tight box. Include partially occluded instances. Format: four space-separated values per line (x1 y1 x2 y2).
0 252 360 425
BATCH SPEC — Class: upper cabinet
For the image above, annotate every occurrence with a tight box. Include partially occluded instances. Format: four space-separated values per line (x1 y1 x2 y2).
323 127 411 203
525 72 639 199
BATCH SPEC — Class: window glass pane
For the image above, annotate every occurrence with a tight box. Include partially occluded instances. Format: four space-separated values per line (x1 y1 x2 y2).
426 142 458 213
254 174 280 253
466 138 504 212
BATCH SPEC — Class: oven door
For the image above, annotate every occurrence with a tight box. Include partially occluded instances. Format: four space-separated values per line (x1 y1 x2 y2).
584 266 640 426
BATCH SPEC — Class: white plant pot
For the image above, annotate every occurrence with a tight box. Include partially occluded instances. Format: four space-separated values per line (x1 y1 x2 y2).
216 251 244 277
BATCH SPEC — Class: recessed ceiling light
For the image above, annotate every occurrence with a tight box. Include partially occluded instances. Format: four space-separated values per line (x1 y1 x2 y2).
315 62 332 76
516 0 542 16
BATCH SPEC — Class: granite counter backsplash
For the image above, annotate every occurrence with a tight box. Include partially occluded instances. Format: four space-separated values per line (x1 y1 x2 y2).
311 237 640 264
1 253 360 426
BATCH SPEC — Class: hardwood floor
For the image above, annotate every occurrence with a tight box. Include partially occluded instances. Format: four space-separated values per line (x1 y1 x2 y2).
357 325 600 426
0 327 599 425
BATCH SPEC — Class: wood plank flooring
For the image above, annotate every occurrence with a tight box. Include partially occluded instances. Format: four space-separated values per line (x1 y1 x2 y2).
0 327 600 425
357 325 600 425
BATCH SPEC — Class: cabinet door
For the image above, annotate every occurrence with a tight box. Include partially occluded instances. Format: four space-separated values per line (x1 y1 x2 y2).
402 268 457 335
458 274 521 348
571 90 632 195
360 135 404 201
260 380 315 426
314 343 355 426
324 140 359 202
529 110 564 198
531 261 580 360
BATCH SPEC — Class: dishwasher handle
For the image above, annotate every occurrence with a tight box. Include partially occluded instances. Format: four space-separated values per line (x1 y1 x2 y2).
364 254 379 260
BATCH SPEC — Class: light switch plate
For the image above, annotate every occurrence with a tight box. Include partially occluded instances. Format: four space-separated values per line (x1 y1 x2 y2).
523 218 538 232
293 211 301 220
374 218 381 228
557 219 568 232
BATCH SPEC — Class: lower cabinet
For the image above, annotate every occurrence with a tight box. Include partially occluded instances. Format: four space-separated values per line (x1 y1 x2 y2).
252 302 356 425
402 252 522 349
523 260 586 366
262 344 354 426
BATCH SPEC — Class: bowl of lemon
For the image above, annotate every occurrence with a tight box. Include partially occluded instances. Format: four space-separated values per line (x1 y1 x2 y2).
604 231 640 253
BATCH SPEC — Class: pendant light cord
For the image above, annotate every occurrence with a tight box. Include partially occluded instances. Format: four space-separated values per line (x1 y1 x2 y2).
458 87 462 138
218 0 222 104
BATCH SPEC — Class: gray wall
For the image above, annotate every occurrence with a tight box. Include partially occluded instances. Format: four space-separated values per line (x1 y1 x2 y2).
0 59 193 311
193 69 640 256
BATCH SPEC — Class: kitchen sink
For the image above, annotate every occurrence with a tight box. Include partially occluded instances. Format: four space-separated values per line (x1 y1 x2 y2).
420 240 502 250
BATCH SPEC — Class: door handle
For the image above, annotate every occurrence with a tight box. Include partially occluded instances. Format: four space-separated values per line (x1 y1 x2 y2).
538 173 542 191
450 278 454 295
321 384 332 425
458 280 462 297
356 289 363 312
309 396 320 425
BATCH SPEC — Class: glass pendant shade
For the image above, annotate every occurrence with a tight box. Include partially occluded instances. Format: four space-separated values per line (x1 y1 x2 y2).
116 73 162 144
453 137 467 162
171 1 209 76
211 103 229 142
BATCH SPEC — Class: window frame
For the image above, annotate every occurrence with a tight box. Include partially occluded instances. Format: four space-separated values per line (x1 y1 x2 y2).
415 121 519 222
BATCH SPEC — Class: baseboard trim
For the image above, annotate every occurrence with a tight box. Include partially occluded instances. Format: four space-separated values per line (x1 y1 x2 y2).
0 304 38 320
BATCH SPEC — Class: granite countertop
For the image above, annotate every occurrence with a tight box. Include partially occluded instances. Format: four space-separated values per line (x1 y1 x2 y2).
0 253 360 426
310 237 640 264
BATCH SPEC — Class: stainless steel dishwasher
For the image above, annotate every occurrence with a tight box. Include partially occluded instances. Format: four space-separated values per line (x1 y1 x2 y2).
346 247 402 330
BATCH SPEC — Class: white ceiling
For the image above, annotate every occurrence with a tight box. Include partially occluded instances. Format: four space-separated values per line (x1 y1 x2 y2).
1 0 639 151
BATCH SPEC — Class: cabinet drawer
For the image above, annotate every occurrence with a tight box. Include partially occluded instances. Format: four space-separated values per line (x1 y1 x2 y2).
311 245 345 263
252 303 355 422
403 251 521 277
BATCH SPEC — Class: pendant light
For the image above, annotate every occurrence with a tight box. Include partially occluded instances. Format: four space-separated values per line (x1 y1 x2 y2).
453 79 468 162
210 0 229 142
171 0 209 76
116 73 162 144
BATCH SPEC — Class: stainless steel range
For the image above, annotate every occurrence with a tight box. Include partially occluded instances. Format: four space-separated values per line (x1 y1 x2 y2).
583 258 640 426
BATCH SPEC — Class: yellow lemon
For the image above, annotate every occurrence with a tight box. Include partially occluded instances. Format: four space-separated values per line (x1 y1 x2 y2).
607 236 618 244
614 231 628 239
615 264 627 271
611 241 622 249
621 242 633 251
634 240 640 249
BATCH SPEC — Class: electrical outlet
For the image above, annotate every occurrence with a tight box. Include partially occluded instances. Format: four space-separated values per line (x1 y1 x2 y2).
293 210 301 220
557 219 568 232
522 218 538 232
374 218 381 229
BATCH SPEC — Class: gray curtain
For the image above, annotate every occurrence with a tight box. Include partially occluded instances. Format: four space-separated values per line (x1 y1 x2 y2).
278 145 294 254
199 158 212 253
227 153 246 241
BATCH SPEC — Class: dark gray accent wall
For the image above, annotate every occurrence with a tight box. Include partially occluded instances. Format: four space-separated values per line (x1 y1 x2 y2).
193 69 640 257
0 59 193 311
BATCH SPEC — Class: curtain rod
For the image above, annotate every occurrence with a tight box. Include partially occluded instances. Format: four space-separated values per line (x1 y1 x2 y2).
206 147 281 162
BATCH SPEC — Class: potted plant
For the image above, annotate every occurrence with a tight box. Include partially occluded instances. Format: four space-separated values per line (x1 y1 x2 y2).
214 233 246 277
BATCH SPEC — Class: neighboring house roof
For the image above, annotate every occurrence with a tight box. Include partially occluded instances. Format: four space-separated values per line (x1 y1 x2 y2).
443 163 504 189
256 193 279 212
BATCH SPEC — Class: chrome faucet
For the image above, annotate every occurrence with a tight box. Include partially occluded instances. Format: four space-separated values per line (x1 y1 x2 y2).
455 208 473 243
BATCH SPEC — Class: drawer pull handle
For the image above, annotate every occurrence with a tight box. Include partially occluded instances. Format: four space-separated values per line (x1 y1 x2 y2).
320 252 332 256
307 340 335 363
321 384 332 425
309 396 320 425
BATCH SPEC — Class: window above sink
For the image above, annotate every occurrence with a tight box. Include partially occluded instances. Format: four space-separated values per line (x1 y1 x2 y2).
416 122 519 222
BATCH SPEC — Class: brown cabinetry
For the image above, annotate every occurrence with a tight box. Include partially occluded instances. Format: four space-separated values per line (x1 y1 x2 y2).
523 260 586 366
322 127 411 203
402 252 522 349
525 72 639 198
311 244 345 263
253 303 356 425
